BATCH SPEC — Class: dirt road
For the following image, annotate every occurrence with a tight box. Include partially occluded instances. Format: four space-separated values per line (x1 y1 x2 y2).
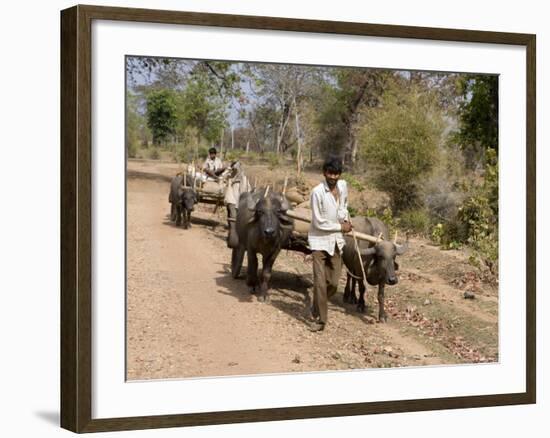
126 161 498 380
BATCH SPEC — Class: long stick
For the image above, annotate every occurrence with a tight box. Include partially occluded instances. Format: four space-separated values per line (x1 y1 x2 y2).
351 220 369 290
285 210 383 244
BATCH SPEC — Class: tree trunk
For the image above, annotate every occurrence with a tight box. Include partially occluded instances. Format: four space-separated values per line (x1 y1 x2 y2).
276 91 292 155
293 97 303 177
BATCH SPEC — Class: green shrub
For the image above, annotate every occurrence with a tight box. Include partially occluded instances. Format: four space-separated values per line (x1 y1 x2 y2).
149 147 160 160
399 209 431 236
127 141 138 159
341 172 364 192
348 205 359 217
225 148 245 162
266 152 280 169
431 221 464 249
196 145 209 160
360 86 443 212
436 148 498 274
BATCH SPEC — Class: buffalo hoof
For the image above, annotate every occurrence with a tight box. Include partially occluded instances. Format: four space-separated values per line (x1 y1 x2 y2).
257 294 270 303
176 221 181 227
378 313 388 323
357 302 367 313
248 286 257 295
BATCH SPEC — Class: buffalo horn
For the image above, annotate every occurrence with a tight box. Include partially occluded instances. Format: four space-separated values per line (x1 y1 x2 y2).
359 246 377 257
247 194 257 211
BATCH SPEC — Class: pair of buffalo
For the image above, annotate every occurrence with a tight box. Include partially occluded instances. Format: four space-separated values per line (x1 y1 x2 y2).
169 174 197 229
230 189 408 322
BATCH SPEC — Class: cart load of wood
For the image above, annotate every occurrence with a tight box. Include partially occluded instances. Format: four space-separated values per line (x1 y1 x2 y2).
178 164 231 204
284 208 385 245
284 186 309 205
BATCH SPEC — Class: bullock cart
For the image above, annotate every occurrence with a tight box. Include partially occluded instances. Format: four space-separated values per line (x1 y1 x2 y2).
228 186 388 303
180 166 228 208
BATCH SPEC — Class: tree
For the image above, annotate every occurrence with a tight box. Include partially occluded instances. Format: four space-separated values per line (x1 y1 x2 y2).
246 64 319 156
314 69 387 167
454 74 498 169
360 85 443 211
126 91 151 157
338 69 388 166
146 89 178 145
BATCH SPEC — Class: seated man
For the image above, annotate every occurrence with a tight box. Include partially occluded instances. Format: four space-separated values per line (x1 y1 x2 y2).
202 147 225 181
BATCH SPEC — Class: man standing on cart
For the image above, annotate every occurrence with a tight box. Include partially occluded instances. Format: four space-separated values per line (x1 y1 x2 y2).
308 157 352 332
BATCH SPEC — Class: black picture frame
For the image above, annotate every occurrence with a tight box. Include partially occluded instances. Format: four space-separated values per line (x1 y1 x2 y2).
61 4 536 433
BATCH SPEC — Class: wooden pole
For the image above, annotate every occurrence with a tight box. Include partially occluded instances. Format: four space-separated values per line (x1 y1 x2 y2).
285 210 383 244
351 219 368 290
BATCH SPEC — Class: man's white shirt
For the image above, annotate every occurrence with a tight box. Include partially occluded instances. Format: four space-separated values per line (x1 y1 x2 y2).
308 179 350 256
202 157 223 181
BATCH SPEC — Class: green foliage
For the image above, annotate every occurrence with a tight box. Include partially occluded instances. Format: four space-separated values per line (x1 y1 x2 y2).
364 207 396 233
348 205 359 217
437 148 498 273
178 75 226 144
457 155 498 273
266 151 280 169
224 148 245 162
359 86 443 212
341 172 364 192
149 147 160 160
127 91 151 158
399 209 431 235
431 222 464 250
146 89 178 145
454 75 498 169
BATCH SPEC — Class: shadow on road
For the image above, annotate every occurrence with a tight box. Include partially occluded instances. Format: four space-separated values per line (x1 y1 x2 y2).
127 169 172 183
161 214 221 229
213 259 379 327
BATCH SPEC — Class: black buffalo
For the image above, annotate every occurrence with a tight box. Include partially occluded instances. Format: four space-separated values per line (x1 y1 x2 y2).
169 174 197 229
231 189 293 302
342 217 407 322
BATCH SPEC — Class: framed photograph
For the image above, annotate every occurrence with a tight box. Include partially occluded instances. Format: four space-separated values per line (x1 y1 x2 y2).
60 4 536 433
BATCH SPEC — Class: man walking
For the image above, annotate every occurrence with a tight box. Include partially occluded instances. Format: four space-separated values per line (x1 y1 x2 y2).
308 157 352 332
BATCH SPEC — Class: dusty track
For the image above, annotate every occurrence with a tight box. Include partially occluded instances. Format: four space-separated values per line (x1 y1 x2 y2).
126 161 498 380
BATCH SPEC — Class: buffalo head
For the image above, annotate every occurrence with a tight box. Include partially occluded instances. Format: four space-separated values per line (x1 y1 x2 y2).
360 239 408 286
180 188 197 212
247 189 292 240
